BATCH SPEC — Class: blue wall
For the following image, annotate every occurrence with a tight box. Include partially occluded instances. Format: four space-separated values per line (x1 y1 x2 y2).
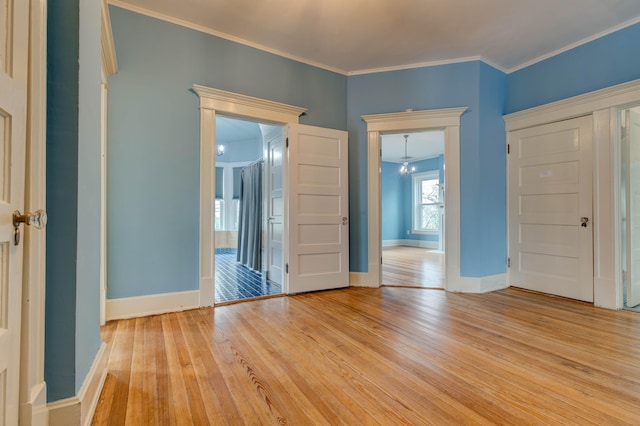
347 61 507 277
46 0 102 402
507 22 640 113
381 161 404 240
107 7 347 299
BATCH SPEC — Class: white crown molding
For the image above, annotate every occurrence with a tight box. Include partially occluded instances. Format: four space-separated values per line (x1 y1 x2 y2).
101 0 118 77
348 56 508 76
193 85 307 124
362 107 468 132
507 15 640 74
504 78 640 131
108 1 348 75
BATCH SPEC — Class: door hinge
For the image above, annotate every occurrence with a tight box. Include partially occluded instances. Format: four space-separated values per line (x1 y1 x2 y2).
286 137 289 148
507 144 510 154
381 256 383 265
286 263 289 274
380 148 382 157
507 257 511 268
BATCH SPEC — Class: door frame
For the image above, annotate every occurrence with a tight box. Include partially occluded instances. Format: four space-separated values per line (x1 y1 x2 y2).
192 85 306 306
362 108 467 290
504 78 640 310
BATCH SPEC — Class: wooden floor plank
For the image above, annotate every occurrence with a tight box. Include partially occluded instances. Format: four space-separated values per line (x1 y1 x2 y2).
92 287 640 424
382 246 444 288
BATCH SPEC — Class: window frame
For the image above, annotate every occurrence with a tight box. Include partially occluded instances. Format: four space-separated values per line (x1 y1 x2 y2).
412 170 442 235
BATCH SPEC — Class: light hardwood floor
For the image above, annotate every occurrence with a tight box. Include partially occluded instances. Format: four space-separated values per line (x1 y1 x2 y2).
382 246 444 288
92 287 640 425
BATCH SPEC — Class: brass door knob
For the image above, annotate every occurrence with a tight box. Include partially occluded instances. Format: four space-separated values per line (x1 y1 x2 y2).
12 209 47 245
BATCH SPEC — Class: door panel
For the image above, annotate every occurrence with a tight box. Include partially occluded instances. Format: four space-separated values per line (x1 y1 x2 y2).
287 124 348 293
626 109 640 307
0 1 29 424
266 128 284 286
508 116 593 302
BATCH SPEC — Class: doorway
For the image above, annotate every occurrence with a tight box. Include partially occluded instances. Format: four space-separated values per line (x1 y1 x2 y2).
213 115 283 303
380 131 445 288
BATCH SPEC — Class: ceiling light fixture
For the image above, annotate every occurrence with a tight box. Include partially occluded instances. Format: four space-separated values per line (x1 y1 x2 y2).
217 145 225 157
399 134 415 175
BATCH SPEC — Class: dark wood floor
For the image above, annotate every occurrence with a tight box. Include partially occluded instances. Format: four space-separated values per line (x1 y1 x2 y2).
382 246 444 288
92 287 640 425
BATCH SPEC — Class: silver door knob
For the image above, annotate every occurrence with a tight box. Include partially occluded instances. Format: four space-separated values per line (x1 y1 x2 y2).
580 217 589 227
13 209 47 245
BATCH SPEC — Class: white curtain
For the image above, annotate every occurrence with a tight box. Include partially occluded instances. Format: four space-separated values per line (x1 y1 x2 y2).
236 160 263 271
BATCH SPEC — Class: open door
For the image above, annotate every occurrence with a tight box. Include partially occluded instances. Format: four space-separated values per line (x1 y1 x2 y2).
626 109 640 307
265 127 285 286
287 124 349 294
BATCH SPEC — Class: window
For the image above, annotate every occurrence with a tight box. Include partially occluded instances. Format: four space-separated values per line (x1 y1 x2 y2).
214 199 224 230
216 162 248 231
412 171 442 233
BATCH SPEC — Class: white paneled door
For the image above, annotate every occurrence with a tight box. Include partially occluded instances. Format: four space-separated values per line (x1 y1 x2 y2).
0 0 29 424
508 116 593 302
287 124 349 294
266 129 284 286
626 110 640 307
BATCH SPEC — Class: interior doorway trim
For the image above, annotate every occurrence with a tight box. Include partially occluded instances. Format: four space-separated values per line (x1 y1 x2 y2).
192 85 306 306
363 107 467 290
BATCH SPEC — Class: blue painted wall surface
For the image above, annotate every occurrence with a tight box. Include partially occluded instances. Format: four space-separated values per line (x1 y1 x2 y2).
381 161 404 240
347 61 507 277
507 22 640 113
107 7 347 299
46 0 102 402
216 138 262 163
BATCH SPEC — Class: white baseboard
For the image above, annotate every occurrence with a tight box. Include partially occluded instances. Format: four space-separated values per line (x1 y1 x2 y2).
20 382 48 426
47 343 109 426
349 271 379 288
447 272 508 294
106 290 200 321
382 239 439 249
78 342 109 426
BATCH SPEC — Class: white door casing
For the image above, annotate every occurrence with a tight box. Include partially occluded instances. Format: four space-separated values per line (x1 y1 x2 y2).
508 115 594 302
287 124 349 294
0 0 29 424
265 127 285 286
625 109 640 307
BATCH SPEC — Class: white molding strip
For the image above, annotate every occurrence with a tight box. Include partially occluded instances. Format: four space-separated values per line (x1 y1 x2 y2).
78 343 109 426
193 85 307 123
19 382 48 426
48 397 80 426
504 78 640 131
448 273 508 294
349 272 377 288
362 108 468 132
106 290 200 321
101 0 118 77
108 1 347 75
348 56 508 76
508 15 640 74
382 239 439 249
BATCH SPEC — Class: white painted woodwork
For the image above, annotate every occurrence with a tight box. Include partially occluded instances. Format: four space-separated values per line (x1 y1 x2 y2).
194 85 305 305
20 1 49 424
625 109 640 307
265 127 285 286
287 124 349 293
0 1 29 424
508 116 594 302
363 108 472 291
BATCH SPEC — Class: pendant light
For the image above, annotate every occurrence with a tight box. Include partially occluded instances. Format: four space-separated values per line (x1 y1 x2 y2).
399 134 415 175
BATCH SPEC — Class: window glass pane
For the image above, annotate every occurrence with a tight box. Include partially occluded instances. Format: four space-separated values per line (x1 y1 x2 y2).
420 204 440 231
421 179 440 204
214 200 223 230
233 199 240 230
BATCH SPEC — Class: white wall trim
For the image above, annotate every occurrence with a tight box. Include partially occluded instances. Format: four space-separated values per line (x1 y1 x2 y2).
382 239 438 249
106 290 200 320
77 342 108 426
19 382 48 426
504 78 640 131
348 56 508 76
48 397 80 426
349 272 377 288
193 85 304 307
363 108 467 291
448 273 508 294
101 0 118 77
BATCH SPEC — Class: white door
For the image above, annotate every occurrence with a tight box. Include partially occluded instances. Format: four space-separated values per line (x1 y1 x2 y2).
266 128 284 286
508 115 593 302
626 109 640 307
287 124 349 294
0 1 29 424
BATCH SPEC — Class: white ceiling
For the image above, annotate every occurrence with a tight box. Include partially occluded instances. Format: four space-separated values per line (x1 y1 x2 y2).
381 131 444 163
111 0 640 74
